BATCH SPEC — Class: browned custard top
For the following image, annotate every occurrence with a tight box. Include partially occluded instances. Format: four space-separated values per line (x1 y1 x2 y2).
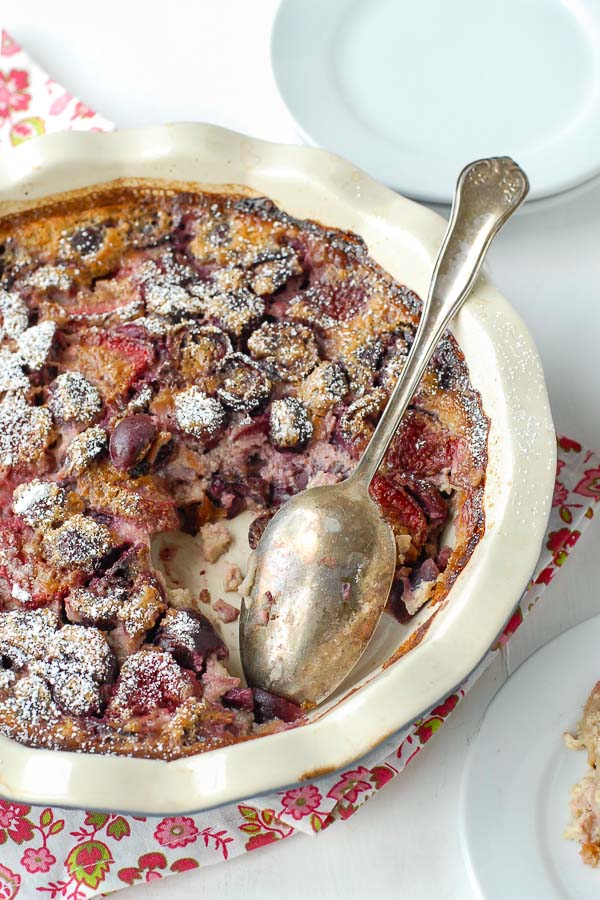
0 182 487 759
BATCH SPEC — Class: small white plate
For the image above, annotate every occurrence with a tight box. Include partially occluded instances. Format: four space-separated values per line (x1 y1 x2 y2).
460 614 600 900
271 0 600 203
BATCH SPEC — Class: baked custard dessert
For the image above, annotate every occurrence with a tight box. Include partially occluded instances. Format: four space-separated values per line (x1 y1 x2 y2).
565 681 600 865
0 181 487 759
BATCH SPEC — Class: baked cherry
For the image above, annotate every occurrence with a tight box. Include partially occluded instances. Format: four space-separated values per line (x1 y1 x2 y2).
250 247 303 296
176 324 232 380
68 225 104 257
401 475 449 530
109 414 157 470
247 321 318 382
222 686 254 711
154 608 228 673
339 388 388 451
203 289 265 337
269 397 313 449
248 511 273 549
108 648 197 716
217 352 272 413
252 688 303 724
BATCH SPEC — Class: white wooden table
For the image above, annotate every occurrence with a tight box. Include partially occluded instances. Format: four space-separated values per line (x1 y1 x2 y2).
7 4 600 897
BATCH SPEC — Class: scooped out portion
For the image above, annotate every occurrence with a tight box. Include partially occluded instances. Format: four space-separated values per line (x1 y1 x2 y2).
0 182 487 759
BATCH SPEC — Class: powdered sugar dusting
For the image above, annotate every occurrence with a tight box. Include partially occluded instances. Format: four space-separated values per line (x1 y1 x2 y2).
67 583 163 636
0 391 53 468
63 425 107 474
175 387 226 439
49 371 102 425
25 265 72 292
6 676 59 731
0 349 28 391
42 514 113 572
66 587 118 625
159 609 202 654
125 386 153 414
13 478 67 529
247 321 318 382
269 397 313 448
16 320 56 370
0 609 115 723
202 289 265 337
0 608 60 668
146 278 202 319
109 649 189 716
0 290 28 339
47 624 114 683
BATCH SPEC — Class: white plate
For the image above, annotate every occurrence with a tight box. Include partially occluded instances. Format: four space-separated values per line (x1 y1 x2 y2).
271 0 600 203
460 614 600 900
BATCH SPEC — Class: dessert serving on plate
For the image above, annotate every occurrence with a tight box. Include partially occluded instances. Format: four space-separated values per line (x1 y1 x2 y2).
0 180 488 760
565 681 600 865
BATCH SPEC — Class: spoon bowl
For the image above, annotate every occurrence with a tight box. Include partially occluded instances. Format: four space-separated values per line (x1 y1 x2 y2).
240 476 396 705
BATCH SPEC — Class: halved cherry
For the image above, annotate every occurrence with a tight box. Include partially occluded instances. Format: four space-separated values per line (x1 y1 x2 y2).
249 247 303 297
154 607 228 674
217 352 272 413
174 324 232 380
222 686 254 712
203 289 265 338
68 225 105 257
222 686 303 723
269 397 313 449
339 388 388 452
399 474 449 531
247 321 318 382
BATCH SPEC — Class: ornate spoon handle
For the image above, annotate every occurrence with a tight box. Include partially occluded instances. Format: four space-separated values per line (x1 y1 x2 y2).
351 157 529 487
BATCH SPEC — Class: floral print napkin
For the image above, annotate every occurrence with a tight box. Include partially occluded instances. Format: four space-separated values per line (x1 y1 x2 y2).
0 31 111 143
0 29 599 900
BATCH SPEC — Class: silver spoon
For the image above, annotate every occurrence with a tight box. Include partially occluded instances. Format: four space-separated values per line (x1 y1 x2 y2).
239 157 529 706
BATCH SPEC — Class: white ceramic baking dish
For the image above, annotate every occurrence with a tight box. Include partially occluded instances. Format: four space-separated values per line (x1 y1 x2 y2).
0 124 556 813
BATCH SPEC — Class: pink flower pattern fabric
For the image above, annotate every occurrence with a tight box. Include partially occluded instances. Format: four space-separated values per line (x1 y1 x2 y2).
153 818 199 850
0 27 599 898
0 30 111 149
20 848 56 876
280 786 322 820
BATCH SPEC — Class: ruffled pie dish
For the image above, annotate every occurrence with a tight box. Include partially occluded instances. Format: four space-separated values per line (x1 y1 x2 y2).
0 124 555 812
